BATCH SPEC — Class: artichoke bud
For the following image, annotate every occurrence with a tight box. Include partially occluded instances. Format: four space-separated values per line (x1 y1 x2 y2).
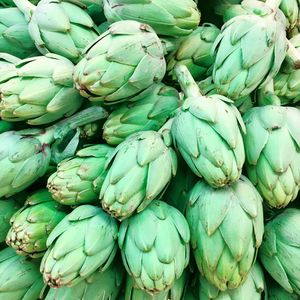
119 200 190 294
186 176 264 291
41 205 119 288
171 65 245 187
100 130 178 220
6 189 67 258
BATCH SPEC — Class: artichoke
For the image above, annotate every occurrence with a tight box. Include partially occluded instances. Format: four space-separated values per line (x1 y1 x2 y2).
186 176 264 291
47 144 114 206
259 208 300 295
103 83 180 146
119 200 190 294
13 0 99 63
171 65 245 188
0 106 108 198
212 0 287 100
0 120 14 133
0 247 43 300
0 7 37 58
0 52 20 83
103 0 200 37
243 105 300 208
268 280 299 300
6 189 67 257
41 205 118 288
45 258 125 300
167 24 220 81
199 262 267 299
78 0 106 25
100 130 177 220
0 54 83 125
0 197 21 243
73 20 166 104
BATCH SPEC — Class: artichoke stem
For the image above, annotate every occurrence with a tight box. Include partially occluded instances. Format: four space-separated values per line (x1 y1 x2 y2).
175 65 202 98
13 0 35 21
286 40 300 69
265 0 281 10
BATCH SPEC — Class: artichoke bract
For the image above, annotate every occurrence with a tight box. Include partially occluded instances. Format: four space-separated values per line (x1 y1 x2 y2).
199 263 267 299
212 0 287 100
186 176 264 291
6 189 67 258
45 258 125 300
167 24 220 81
243 105 300 208
171 65 245 188
0 120 14 133
47 144 114 206
259 208 300 295
103 0 200 37
0 197 21 243
13 0 99 63
0 52 20 83
0 7 37 58
100 130 177 220
103 83 180 146
0 54 84 125
0 247 44 299
268 281 299 300
119 200 190 294
0 106 108 198
41 205 118 288
74 20 166 104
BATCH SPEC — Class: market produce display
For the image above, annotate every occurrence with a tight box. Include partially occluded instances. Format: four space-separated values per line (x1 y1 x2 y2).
0 0 299 299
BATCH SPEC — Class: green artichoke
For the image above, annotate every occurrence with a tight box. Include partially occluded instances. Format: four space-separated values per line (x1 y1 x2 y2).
259 208 300 295
6 189 67 258
79 0 106 25
268 280 299 300
47 144 114 206
199 262 267 299
0 7 37 58
0 106 108 198
100 130 177 220
103 83 180 146
0 120 14 133
45 258 125 300
0 247 43 300
167 24 220 81
186 176 264 291
73 20 166 104
212 0 287 100
171 65 245 188
243 105 300 208
119 200 190 294
0 54 84 125
0 197 21 243
41 205 118 288
103 0 200 37
124 269 189 299
13 0 99 63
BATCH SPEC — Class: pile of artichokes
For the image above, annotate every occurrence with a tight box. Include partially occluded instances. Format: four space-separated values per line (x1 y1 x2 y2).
0 0 299 299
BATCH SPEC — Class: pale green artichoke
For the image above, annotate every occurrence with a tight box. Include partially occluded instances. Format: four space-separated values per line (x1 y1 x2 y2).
103 0 200 37
199 263 267 299
124 269 189 299
0 7 37 58
268 281 299 300
0 52 20 83
243 105 300 208
0 197 21 243
186 176 264 291
119 200 190 294
14 0 99 63
0 54 83 125
45 258 125 300
212 0 287 100
47 144 114 206
167 24 220 81
171 65 245 187
41 205 118 288
103 83 180 146
259 208 300 295
74 20 166 104
100 130 177 220
0 247 44 300
6 189 67 258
